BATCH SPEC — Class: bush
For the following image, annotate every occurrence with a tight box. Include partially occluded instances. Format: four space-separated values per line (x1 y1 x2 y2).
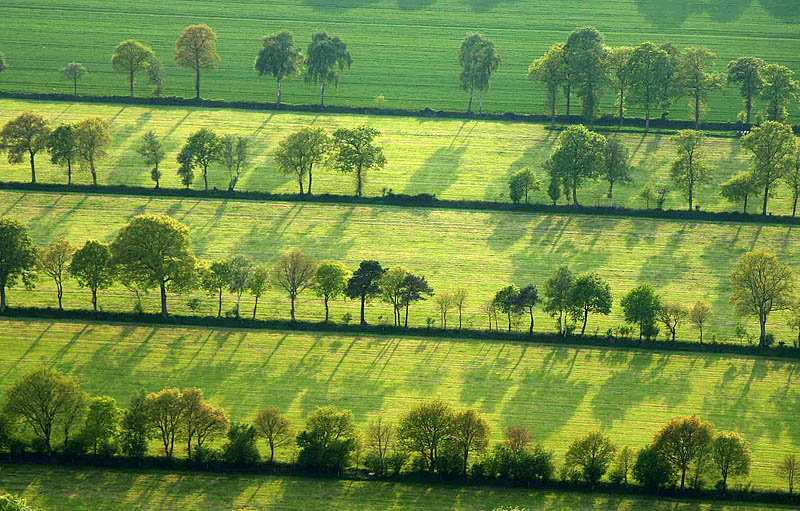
62 436 90 456
222 423 260 465
633 445 676 489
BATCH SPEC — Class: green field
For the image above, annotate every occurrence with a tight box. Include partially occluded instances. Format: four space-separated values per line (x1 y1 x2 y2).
3 189 800 341
1 465 796 511
0 1 798 123
0 319 798 489
4 99 800 214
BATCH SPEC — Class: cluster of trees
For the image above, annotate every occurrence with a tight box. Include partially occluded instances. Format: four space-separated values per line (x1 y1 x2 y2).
528 27 799 129
1 216 797 347
518 122 800 216
3 366 798 495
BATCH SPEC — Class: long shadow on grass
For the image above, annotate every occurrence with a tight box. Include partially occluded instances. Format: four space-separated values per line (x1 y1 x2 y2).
404 144 467 197
635 0 751 28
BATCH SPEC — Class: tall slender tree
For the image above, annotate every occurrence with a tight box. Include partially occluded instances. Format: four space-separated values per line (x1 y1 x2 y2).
46 123 78 184
603 135 632 207
178 128 221 192
459 33 500 114
345 261 384 326
273 250 316 321
174 24 220 100
111 40 154 97
627 42 670 132
726 57 764 124
759 64 799 123
61 62 87 95
255 31 304 107
69 240 115 313
274 127 332 195
0 112 50 183
670 130 711 211
563 27 608 123
608 46 634 128
36 237 74 310
136 131 166 189
74 117 111 186
679 47 723 129
528 44 566 129
741 121 796 215
305 32 351 108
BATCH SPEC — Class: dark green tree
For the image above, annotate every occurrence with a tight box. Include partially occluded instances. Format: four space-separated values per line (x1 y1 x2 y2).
297 406 356 474
569 272 612 336
627 42 671 132
620 283 661 340
544 125 606 205
46 123 78 184
741 121 796 215
398 273 434 327
274 127 332 195
459 33 501 114
179 128 222 192
305 32 351 108
345 260 384 326
255 31 303 107
136 131 166 189
608 46 634 127
759 64 799 123
61 62 87 95
726 57 764 124
517 284 541 334
329 126 386 197
679 47 723 129
69 240 114 313
670 130 712 211
0 218 36 313
493 285 522 332
563 27 608 123
0 111 51 184
544 266 575 336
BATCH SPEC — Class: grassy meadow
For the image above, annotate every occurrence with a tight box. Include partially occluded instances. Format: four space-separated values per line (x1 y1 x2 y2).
0 319 798 489
2 465 794 511
2 189 800 342
3 99 799 214
0 1 798 122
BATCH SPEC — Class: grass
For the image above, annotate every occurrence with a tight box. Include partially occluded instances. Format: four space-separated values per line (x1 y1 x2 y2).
3 99 800 215
0 1 798 123
2 465 795 511
3 189 800 342
0 319 799 490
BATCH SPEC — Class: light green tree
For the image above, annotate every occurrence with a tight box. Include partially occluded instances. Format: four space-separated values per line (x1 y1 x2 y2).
329 126 386 197
255 31 304 107
627 42 670 132
679 47 723 129
69 240 115 312
726 57 764 124
544 125 606 205
0 111 51 183
111 40 154 97
528 44 566 128
274 127 332 195
741 121 796 215
305 32 351 108
670 130 712 210
459 33 501 114
759 64 799 122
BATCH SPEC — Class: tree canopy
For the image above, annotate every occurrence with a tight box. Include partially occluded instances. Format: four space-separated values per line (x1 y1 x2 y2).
111 40 154 97
0 218 37 313
174 24 219 100
459 32 500 114
0 111 51 183
329 126 386 197
255 31 303 107
305 32 351 108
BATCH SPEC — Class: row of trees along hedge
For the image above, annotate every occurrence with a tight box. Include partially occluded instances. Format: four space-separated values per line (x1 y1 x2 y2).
2 366 800 499
1 216 799 348
0 26 798 125
2 110 800 217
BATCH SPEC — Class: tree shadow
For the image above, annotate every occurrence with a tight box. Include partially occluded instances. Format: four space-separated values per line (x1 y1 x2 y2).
397 0 436 10
300 0 380 10
463 0 520 13
404 144 467 197
634 0 752 28
760 0 800 21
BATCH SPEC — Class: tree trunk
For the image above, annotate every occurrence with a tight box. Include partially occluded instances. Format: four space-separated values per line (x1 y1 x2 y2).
745 94 752 124
618 85 624 128
308 164 314 195
743 194 748 214
581 309 588 336
203 165 208 192
459 308 462 329
680 467 686 489
324 296 329 322
699 324 703 343
479 88 484 114
160 281 168 318
688 184 693 211
0 285 5 313
253 296 259 319
67 160 72 185
360 294 366 326
565 83 571 117
195 56 201 100
507 312 511 332
762 183 770 215
550 91 556 129
609 181 614 207
130 67 134 97
695 92 700 130
57 280 63 310
792 195 798 217
529 309 534 335
236 293 242 318
572 184 578 206
645 107 650 133
467 86 474 114
759 314 767 347
298 175 304 195
276 77 282 107
74 77 78 96
90 157 97 186
356 164 363 197
217 289 222 318
91 287 97 313
29 150 36 184
320 81 325 108
290 295 296 321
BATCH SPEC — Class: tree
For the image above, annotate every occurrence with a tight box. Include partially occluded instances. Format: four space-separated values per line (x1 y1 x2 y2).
711 431 751 491
69 240 114 313
544 267 575 336
564 431 616 485
493 285 520 332
563 27 607 123
508 168 539 204
627 42 671 132
226 255 253 317
784 145 800 217
727 57 765 124
510 285 540 335
74 117 111 186
679 47 723 129
222 422 260 465
46 123 78 184
273 250 316 321
253 406 291 463
459 33 501 114
345 260 384 326
297 406 356 474
274 127 331 195
398 400 454 472
255 31 303 107
365 416 395 476
451 287 468 330
136 131 166 189
657 303 688 341
83 396 121 455
528 44 566 129
547 176 562 205
504 425 533 456
248 264 270 319
730 250 795 347
741 121 796 215
111 40 154 97
179 128 221 192
379 267 410 327
544 125 606 206
720 172 758 213
329 126 386 197
608 46 634 127
0 112 50 183
200 261 229 318
602 135 632 207
777 454 800 495
620 283 661 340
174 24 219 100
3 366 82 453
110 214 197 318
36 237 74 310
314 262 348 323
687 300 712 344
653 415 714 489
638 183 657 209
147 55 165 97
569 272 612 336
181 387 229 457
658 43 684 120
177 149 194 189
610 446 634 484
670 130 712 210
434 291 453 329
218 134 249 192
145 387 185 459
398 273 434 327
759 64 799 123
120 389 151 457
0 218 37 313
451 408 490 475
305 32 351 108
633 445 675 489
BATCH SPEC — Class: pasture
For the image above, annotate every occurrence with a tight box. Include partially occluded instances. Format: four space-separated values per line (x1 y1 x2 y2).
0 1 798 122
0 318 798 489
3 99 799 214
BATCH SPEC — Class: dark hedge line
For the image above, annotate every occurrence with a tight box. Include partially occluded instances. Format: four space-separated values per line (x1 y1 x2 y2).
3 90 799 134
0 455 796 507
3 307 798 361
2 181 799 227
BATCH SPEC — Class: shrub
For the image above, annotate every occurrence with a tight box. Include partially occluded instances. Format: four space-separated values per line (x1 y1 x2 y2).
222 423 260 465
633 445 676 489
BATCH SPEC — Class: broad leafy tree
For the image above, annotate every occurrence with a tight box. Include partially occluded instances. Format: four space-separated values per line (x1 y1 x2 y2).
720 172 757 213
379 267 410 327
544 266 575 336
0 112 51 183
69 241 114 312
493 285 521 332
74 117 111 186
398 400 454 472
0 218 36 313
274 127 332 195
297 406 357 474
563 27 607 123
564 431 616 486
627 42 670 132
603 135 632 207
174 24 219 100
248 264 270 319
136 131 166 189
459 32 500 114
726 57 764 124
633 445 675 489
218 134 249 191
516 284 540 334
670 130 712 210
178 128 221 192
741 121 796 215
528 44 566 128
253 406 292 463
620 283 661 340
508 168 539 204
61 62 87 95
46 123 78 184
653 415 714 489
759 64 799 122
273 250 316 321
329 126 386 197
120 389 152 457
679 47 723 129
305 32 351 108
608 46 634 127
255 31 303 107
569 272 612 336
82 396 121 455
111 40 154 96
658 43 684 120
712 431 751 491
688 300 712 343
200 260 230 318
398 273 434 327
314 261 348 323
226 255 253 317
181 387 229 457
544 125 606 206
36 237 74 310
451 408 490 475
656 303 688 341
110 214 197 318
145 387 185 459
730 250 794 347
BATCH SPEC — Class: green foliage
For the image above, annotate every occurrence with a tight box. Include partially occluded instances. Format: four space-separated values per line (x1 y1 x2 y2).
727 57 765 124
218 134 249 192
508 168 539 204
73 116 111 186
633 445 676 489
544 266 574 336
544 125 606 206
247 264 271 319
620 283 661 340
110 40 154 96
329 126 385 197
627 42 671 129
0 218 37 312
0 494 38 511
178 128 222 192
255 31 303 106
304 32 351 107
60 62 87 95
345 260 384 326
297 406 356 473
653 415 714 489
712 431 751 491
136 131 165 189
678 47 723 127
120 389 151 458
564 431 616 485
0 111 51 183
528 44 566 124
493 285 521 332
459 33 501 114
398 400 454 472
670 130 711 210
222 422 260 465
174 24 219 100
563 27 607 122
759 64 799 123
602 135 632 207
45 123 78 184
82 396 121 455
741 121 796 215
569 272 612 336
314 262 349 322
274 127 331 195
